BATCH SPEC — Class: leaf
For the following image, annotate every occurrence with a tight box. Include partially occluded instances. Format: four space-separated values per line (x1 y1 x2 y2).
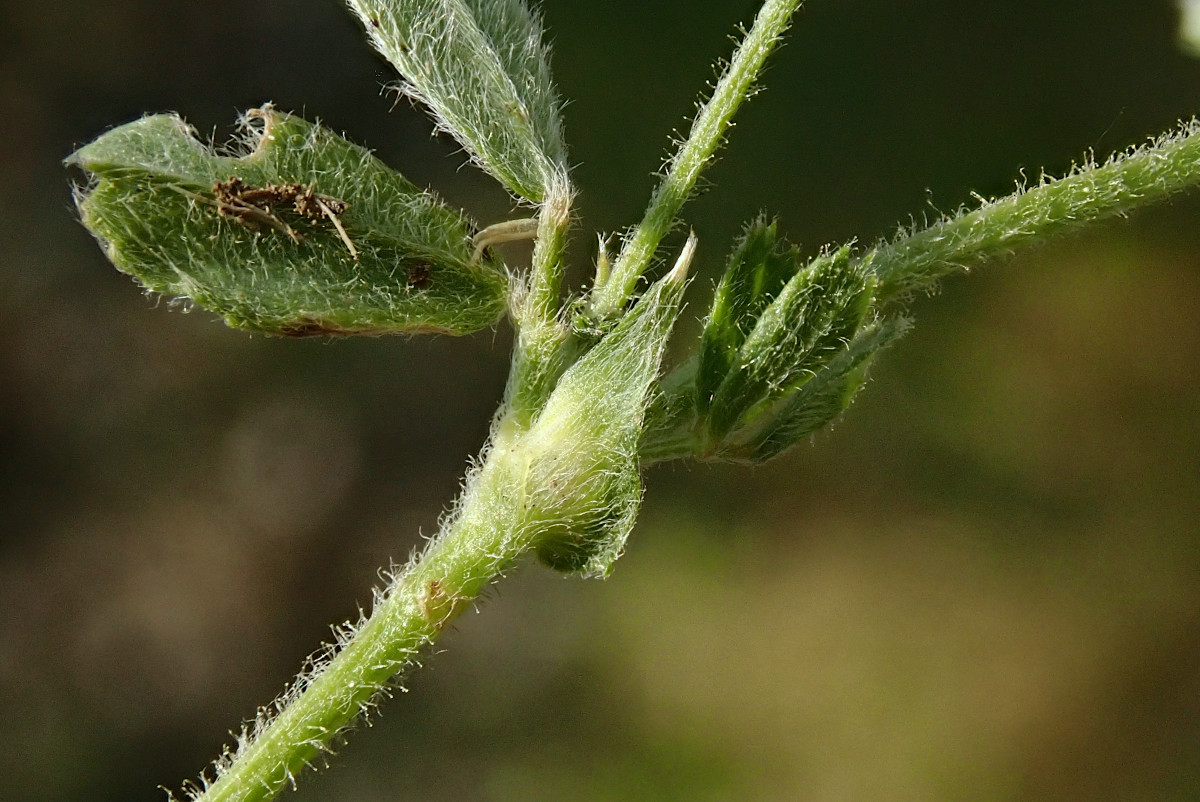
727 316 909 462
696 217 799 413
347 0 569 202
705 245 874 441
68 107 508 336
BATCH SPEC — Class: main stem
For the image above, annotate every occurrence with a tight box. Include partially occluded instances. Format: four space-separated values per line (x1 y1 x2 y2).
587 0 804 321
194 428 533 802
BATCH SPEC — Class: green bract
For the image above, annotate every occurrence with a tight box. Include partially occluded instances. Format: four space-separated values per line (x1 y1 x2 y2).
720 316 909 462
346 0 570 203
523 250 691 576
68 108 508 336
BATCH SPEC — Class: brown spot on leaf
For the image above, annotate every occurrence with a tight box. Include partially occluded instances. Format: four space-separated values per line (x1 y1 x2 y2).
206 178 351 251
406 263 432 289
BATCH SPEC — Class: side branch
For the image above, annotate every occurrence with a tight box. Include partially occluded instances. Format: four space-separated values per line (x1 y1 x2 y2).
865 119 1200 302
587 0 804 321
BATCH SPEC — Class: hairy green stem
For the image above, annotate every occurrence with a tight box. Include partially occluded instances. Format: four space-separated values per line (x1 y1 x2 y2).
195 431 533 802
500 180 578 429
587 0 803 320
866 119 1200 302
525 177 574 321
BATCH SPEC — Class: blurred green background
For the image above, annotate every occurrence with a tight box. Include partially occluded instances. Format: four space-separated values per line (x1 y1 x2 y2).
3 1 1200 799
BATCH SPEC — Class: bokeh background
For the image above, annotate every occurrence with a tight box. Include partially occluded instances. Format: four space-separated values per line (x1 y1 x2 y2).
4 1 1200 799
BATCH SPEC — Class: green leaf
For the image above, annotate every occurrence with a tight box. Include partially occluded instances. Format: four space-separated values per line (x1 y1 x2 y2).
637 354 701 465
347 0 569 202
726 317 909 462
705 245 874 442
697 217 799 413
68 108 508 336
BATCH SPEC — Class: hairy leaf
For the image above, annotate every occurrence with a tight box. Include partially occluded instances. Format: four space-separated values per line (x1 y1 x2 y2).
697 217 800 413
347 0 569 202
726 317 909 462
68 108 508 336
705 246 874 441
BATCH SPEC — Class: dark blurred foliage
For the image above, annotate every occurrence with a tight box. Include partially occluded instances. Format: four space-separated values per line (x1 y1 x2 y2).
3 1 1200 800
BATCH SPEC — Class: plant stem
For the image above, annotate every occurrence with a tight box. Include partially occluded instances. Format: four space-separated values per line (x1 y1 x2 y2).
525 177 574 322
194 430 533 802
587 0 804 321
502 179 579 428
866 119 1200 302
